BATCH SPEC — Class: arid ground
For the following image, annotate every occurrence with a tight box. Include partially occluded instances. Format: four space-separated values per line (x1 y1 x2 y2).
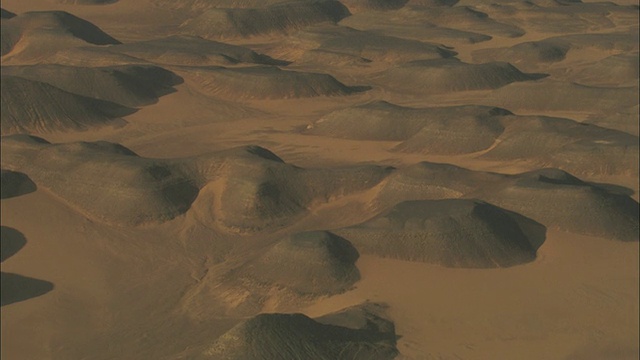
1 0 638 359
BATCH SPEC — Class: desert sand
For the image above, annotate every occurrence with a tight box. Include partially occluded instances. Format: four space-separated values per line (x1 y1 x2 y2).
1 0 638 359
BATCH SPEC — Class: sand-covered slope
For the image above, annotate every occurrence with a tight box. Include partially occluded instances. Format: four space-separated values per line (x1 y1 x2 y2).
238 231 360 295
0 1 637 359
2 64 182 107
481 115 639 176
339 3 528 44
305 101 638 175
181 1 351 39
379 161 500 202
275 25 457 65
189 148 392 232
378 164 639 242
178 65 370 100
151 0 304 11
45 36 289 67
43 46 149 67
104 35 289 67
483 79 638 115
462 0 639 34
374 59 544 94
6 134 631 243
200 303 397 360
565 53 640 87
335 199 544 268
340 0 409 11
472 33 639 73
0 136 199 226
1 137 392 230
403 5 525 38
52 0 118 4
1 10 120 63
306 101 507 153
476 168 640 242
394 113 638 176
0 76 134 135
340 8 492 44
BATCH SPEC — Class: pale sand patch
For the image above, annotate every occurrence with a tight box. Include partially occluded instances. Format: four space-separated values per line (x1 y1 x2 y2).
304 231 639 360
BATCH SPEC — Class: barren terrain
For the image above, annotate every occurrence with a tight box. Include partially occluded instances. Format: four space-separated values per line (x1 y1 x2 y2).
1 1 638 359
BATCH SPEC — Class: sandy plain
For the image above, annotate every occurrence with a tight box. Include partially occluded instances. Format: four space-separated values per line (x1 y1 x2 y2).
1 0 638 359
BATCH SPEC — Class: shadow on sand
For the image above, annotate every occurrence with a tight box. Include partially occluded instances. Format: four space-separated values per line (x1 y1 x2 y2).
1 226 54 306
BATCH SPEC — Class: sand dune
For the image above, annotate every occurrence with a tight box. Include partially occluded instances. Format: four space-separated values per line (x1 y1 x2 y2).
52 0 118 4
4 134 632 245
306 101 637 175
0 1 637 359
181 1 351 39
201 303 397 359
178 65 370 100
481 115 639 176
190 147 391 233
584 106 639 136
339 2 531 44
374 58 544 94
460 0 639 33
151 0 302 11
340 9 492 44
0 170 36 200
476 168 640 242
44 46 149 67
1 136 200 226
335 199 544 268
239 231 360 295
1 137 391 230
473 39 571 67
406 0 459 5
379 161 500 202
564 53 640 87
377 164 639 242
1 11 120 63
472 33 639 73
279 25 457 65
402 5 525 38
104 35 289 67
306 101 507 151
483 79 638 115
340 0 409 11
3 64 182 107
306 101 444 141
1 76 134 135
